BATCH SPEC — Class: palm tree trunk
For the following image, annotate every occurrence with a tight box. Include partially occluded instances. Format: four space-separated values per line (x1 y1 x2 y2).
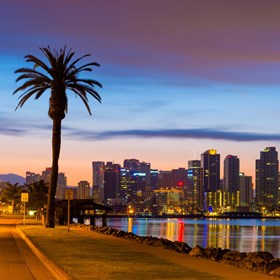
46 119 62 228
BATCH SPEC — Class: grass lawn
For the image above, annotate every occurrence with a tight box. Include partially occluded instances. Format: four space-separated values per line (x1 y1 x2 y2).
20 225 223 280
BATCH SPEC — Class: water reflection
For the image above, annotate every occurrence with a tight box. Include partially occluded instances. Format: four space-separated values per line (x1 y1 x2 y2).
106 217 280 258
178 220 184 242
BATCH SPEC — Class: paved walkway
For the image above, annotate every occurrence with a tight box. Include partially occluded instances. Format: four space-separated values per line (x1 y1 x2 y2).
1 215 275 280
0 216 57 280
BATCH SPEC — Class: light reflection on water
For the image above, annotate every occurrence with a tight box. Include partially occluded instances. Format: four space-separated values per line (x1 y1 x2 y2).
104 218 280 258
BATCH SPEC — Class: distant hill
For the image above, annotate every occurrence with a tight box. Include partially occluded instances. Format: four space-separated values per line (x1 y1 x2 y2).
0 174 26 185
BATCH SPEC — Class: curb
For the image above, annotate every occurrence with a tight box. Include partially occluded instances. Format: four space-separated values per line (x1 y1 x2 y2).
16 225 71 280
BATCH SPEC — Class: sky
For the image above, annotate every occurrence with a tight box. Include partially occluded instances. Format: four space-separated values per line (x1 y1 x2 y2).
1 0 280 186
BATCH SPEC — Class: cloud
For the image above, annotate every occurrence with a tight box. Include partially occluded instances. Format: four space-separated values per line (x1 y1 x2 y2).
0 116 51 137
0 128 27 136
65 128 280 142
2 116 280 143
2 0 280 86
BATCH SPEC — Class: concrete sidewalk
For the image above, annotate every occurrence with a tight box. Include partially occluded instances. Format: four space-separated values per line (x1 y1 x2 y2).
0 216 59 280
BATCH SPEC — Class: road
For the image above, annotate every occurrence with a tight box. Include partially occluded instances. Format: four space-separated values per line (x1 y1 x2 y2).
0 215 58 280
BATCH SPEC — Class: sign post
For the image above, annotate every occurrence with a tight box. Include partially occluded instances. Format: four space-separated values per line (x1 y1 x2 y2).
21 193 29 226
65 189 73 232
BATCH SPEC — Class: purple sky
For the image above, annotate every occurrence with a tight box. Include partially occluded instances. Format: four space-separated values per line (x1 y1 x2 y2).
1 0 280 185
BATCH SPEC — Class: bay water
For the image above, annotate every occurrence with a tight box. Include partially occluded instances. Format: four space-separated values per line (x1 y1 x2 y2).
100 217 280 258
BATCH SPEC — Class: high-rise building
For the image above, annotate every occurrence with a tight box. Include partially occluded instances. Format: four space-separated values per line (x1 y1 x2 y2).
139 162 151 186
26 171 41 185
119 168 147 203
153 188 183 214
41 168 66 199
104 162 120 205
77 181 91 199
158 171 172 188
201 149 220 193
119 168 130 204
171 168 187 188
204 190 239 211
256 147 279 209
92 161 105 203
187 160 203 209
41 168 52 185
56 173 67 199
224 155 240 193
150 169 159 190
131 171 147 195
239 172 253 207
123 159 140 171
204 190 223 212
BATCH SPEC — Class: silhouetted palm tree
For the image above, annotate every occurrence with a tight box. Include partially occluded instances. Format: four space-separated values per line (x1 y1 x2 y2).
1 182 23 213
14 46 102 227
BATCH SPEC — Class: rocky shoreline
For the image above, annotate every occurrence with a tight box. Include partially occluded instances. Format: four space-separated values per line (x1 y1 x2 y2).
71 223 280 278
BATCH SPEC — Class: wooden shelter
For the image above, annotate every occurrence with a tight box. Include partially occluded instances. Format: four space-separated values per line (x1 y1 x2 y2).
55 199 112 226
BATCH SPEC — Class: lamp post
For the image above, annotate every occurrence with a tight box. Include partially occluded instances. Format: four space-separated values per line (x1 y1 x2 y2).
65 189 74 232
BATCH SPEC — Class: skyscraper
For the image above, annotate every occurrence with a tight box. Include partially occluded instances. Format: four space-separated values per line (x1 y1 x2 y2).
92 161 105 203
77 180 91 199
139 162 151 186
92 161 105 187
104 162 120 205
26 171 41 185
224 155 240 193
56 172 67 200
239 172 253 207
119 168 147 203
201 149 220 192
123 159 140 171
256 147 279 209
187 160 203 209
158 171 172 188
150 169 159 190
41 168 66 199
171 168 187 188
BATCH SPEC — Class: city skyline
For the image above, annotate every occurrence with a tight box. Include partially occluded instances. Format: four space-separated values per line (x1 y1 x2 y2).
17 147 272 187
1 1 280 185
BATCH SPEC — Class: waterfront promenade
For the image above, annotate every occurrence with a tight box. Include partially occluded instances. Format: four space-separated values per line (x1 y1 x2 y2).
17 219 274 280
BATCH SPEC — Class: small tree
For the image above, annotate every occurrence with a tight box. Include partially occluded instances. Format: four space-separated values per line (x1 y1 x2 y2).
27 180 48 219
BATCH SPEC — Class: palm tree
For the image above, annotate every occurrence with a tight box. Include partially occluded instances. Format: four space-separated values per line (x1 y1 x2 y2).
1 182 23 213
14 46 102 227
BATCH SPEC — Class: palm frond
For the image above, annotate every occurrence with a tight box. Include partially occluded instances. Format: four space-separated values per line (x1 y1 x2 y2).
75 78 103 88
75 62 100 72
14 46 102 115
25 54 51 74
39 47 58 77
15 72 50 84
16 85 48 100
71 88 92 115
68 84 101 103
14 79 49 95
66 54 91 72
63 50 75 71
15 90 42 109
